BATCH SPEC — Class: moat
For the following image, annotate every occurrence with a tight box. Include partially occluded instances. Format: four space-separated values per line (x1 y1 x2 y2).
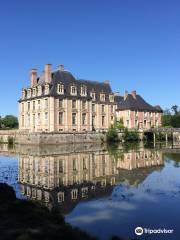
0 143 180 240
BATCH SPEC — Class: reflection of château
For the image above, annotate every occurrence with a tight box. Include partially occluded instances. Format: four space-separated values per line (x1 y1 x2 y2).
18 145 163 214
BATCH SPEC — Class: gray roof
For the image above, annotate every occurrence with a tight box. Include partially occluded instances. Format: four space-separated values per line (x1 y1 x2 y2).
116 94 163 112
37 70 113 103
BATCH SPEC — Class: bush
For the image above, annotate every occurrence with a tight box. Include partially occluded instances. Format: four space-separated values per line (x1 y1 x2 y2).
123 128 140 142
106 126 119 143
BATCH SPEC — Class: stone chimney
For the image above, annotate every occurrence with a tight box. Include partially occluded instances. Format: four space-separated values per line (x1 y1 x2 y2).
103 80 109 84
131 90 137 99
124 90 128 100
114 91 120 96
30 69 37 87
58 64 65 71
44 64 52 83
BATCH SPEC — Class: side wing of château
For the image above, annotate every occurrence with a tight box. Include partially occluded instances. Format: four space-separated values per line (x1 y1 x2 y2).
19 64 162 132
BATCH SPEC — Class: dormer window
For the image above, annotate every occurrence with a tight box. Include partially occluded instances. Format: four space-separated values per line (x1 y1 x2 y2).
100 93 105 102
81 86 87 96
109 94 114 102
32 88 36 97
44 84 49 95
22 89 26 99
71 86 77 95
37 85 42 96
57 83 64 94
91 92 96 101
27 89 32 98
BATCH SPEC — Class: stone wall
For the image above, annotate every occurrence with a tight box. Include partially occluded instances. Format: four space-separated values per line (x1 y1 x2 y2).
0 130 18 144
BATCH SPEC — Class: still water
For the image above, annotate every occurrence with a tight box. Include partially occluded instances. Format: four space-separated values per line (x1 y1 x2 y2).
0 143 180 240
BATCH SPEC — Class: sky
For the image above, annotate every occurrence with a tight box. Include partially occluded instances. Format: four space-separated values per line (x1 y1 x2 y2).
0 0 179 116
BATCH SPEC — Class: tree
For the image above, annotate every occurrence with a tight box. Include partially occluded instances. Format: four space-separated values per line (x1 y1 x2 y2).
2 115 18 129
171 105 179 115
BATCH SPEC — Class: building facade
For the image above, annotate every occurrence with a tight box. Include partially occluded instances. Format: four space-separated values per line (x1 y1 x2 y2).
19 64 162 132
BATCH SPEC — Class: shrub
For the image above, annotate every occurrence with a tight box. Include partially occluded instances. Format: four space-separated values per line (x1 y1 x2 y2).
123 128 140 142
106 126 119 143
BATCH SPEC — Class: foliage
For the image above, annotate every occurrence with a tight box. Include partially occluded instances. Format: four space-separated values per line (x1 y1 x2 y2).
106 126 119 143
162 114 180 128
0 115 18 129
123 128 140 142
171 105 179 115
114 118 124 130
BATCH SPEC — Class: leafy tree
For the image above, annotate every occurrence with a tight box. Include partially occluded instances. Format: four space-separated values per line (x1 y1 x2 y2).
123 128 140 142
171 105 179 115
114 118 124 130
106 126 119 143
2 115 18 129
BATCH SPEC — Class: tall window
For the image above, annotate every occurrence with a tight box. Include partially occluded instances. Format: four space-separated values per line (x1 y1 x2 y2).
22 103 24 112
45 99 48 108
33 88 36 96
45 112 48 123
33 101 35 111
72 113 76 125
57 84 64 94
109 95 114 102
100 94 105 102
38 113 41 125
45 85 49 95
27 102 30 111
92 104 95 112
33 114 35 126
72 100 76 109
127 120 129 127
22 115 24 127
102 105 105 113
81 86 87 96
82 100 86 109
111 105 113 113
91 92 96 101
71 86 77 95
38 100 41 110
82 113 86 125
59 99 63 108
59 112 63 125
102 116 105 126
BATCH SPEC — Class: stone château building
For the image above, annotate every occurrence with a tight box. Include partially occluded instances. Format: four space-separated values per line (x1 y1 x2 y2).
19 64 162 132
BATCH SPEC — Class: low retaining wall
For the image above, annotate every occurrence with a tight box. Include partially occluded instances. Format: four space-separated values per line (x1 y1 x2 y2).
0 130 106 145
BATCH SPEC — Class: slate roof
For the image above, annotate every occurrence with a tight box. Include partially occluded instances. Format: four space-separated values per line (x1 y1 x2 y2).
36 70 113 103
116 94 163 112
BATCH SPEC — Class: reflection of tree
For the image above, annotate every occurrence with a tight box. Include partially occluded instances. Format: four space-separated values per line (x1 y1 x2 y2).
164 153 180 168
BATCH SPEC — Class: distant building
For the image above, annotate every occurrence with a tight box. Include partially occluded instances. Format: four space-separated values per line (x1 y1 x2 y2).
19 64 162 132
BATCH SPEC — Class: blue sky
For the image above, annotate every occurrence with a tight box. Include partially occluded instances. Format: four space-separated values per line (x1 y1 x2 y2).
0 0 179 116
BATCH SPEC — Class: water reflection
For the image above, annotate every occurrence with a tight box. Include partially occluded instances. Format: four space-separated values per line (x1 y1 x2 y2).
17 144 164 214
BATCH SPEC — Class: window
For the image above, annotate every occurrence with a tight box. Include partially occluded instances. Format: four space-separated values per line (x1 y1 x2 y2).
72 113 76 125
45 112 48 123
45 84 49 95
27 102 30 111
82 100 86 110
109 94 114 102
127 120 129 127
38 113 41 125
22 103 24 112
100 93 105 102
27 114 30 126
33 88 36 96
58 192 64 202
59 99 63 108
102 116 105 126
102 105 105 113
135 120 138 127
45 99 48 108
22 90 26 99
59 112 63 125
144 120 146 127
82 113 86 125
92 104 95 112
33 114 35 126
27 89 31 98
144 111 147 117
33 101 35 111
57 84 64 94
72 100 76 109
81 86 87 96
111 105 113 113
38 100 41 110
71 86 77 95
37 86 42 96
135 111 138 117
91 92 96 101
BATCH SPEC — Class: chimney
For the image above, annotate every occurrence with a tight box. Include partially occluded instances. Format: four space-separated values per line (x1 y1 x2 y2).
114 91 120 96
131 90 137 99
124 90 128 100
58 64 65 71
30 69 37 87
44 64 52 83
103 80 109 84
